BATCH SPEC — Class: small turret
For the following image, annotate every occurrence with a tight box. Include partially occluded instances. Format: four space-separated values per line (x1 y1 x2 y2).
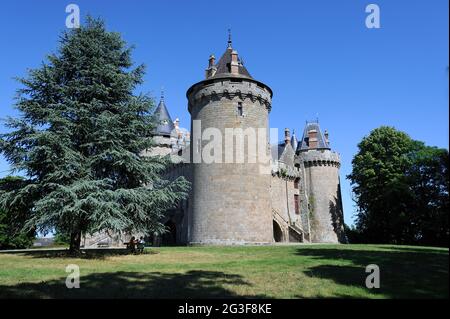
148 90 177 157
153 90 175 138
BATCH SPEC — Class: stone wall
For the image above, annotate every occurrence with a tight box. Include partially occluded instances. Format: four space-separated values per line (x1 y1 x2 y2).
270 175 303 241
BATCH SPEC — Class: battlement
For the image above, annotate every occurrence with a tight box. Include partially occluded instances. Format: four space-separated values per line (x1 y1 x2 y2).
187 77 272 113
298 149 340 168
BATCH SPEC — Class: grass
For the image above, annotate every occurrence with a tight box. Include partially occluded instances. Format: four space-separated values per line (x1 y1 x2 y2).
0 244 448 299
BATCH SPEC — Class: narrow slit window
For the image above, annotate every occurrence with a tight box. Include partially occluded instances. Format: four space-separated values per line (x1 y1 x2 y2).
237 102 243 116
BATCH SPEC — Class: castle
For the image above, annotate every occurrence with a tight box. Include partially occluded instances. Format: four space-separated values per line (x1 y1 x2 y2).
83 36 346 247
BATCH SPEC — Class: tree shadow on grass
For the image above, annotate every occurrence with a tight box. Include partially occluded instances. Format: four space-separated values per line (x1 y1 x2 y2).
0 270 267 299
296 246 449 298
4 248 158 260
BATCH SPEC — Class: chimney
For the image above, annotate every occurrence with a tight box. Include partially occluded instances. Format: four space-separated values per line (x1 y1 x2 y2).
205 54 217 78
308 129 318 149
230 50 239 74
284 128 290 146
208 54 215 68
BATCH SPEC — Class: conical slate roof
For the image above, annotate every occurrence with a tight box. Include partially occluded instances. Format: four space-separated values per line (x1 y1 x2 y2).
297 121 330 152
153 96 175 137
212 46 252 79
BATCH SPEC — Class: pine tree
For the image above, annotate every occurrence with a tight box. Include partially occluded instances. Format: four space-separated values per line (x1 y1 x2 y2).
0 17 189 253
0 176 36 250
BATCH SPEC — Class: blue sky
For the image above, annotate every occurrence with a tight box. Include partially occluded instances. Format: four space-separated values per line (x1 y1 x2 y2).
0 0 448 225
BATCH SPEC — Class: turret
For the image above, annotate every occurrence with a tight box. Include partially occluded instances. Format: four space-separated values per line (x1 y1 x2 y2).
147 90 177 157
296 121 345 243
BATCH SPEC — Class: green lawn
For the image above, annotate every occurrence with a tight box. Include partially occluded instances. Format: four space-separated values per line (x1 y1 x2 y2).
0 244 447 298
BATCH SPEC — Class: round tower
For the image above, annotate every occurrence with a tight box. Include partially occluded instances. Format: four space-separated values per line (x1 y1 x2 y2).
296 122 345 243
186 35 273 244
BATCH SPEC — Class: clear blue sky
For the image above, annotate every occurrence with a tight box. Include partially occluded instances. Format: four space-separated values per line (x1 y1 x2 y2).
0 0 448 225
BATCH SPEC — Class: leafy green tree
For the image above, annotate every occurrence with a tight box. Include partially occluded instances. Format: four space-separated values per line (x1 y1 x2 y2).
0 176 35 249
407 146 449 246
348 127 416 243
343 223 365 244
348 126 449 246
0 18 189 254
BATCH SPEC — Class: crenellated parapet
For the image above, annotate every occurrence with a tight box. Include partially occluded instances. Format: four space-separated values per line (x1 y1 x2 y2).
298 149 341 168
187 76 272 113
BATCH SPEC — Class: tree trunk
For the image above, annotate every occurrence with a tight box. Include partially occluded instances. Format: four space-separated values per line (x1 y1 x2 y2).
69 231 82 254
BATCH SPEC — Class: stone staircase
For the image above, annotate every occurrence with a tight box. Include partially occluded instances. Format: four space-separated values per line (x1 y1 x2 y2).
272 208 308 243
288 224 304 242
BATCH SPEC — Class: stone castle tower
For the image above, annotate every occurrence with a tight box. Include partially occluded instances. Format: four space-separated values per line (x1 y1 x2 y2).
296 122 345 243
186 35 274 244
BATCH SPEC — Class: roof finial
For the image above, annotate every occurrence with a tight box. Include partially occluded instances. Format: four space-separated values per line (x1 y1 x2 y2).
160 86 165 102
227 28 232 48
